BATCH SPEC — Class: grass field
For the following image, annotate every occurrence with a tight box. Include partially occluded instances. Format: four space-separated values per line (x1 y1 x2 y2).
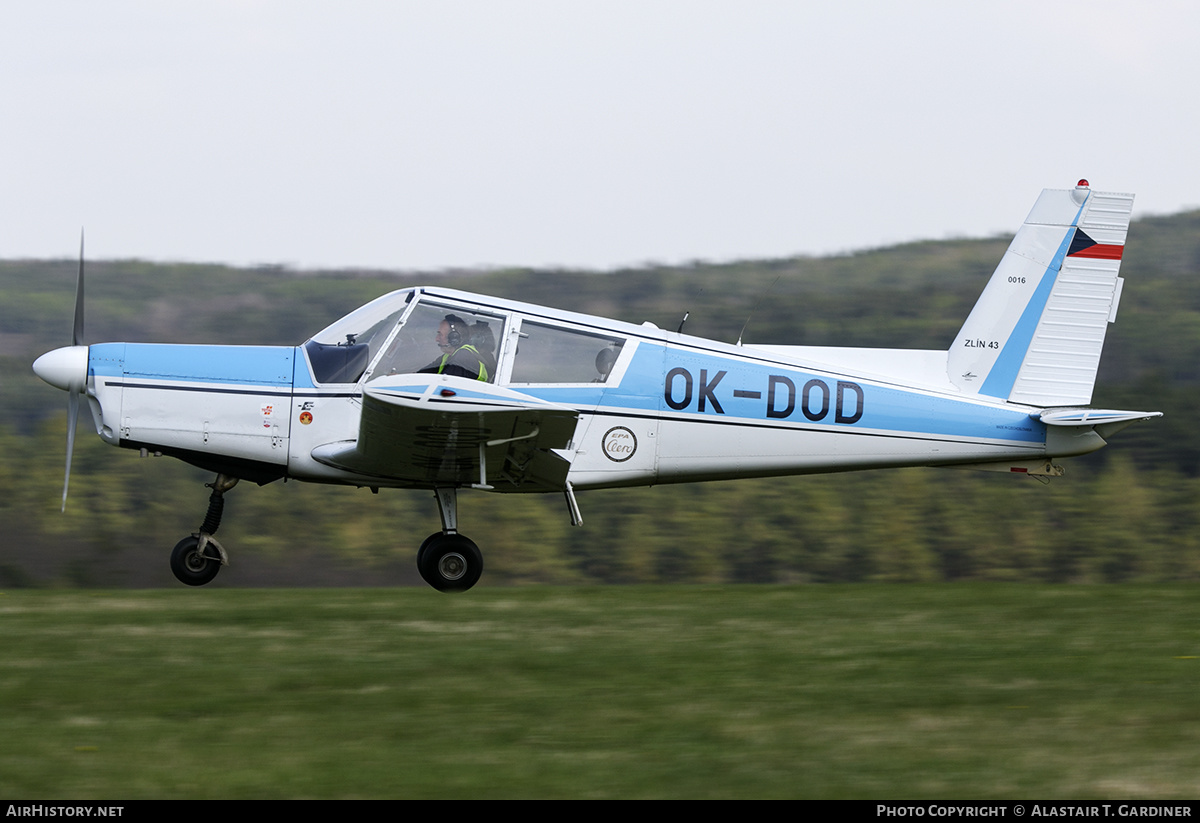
2 585 1198 798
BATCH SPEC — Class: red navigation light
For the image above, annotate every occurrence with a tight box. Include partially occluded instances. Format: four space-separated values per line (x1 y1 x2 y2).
1077 179 1090 188
440 389 456 397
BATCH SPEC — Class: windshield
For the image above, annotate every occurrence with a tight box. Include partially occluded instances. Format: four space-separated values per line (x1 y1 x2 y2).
304 289 416 384
308 289 416 348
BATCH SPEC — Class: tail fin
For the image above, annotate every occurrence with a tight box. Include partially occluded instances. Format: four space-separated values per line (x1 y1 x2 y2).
947 181 1134 407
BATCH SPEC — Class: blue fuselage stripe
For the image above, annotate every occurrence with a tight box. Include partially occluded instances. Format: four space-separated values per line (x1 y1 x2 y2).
517 343 1043 445
90 338 1044 448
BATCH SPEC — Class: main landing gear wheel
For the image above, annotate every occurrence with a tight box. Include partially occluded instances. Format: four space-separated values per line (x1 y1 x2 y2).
417 533 483 593
170 536 221 586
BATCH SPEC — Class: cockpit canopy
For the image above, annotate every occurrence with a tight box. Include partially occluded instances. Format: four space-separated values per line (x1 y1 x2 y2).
304 288 626 387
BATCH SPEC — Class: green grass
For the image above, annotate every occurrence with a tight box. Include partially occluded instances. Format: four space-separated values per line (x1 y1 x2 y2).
2 585 1199 798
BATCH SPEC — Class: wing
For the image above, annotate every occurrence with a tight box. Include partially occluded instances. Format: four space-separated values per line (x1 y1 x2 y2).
311 374 580 491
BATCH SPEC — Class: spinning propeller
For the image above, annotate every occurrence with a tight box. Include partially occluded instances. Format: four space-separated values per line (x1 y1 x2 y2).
32 233 89 511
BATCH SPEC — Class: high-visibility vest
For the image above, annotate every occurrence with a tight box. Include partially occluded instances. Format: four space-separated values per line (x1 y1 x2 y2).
436 344 488 381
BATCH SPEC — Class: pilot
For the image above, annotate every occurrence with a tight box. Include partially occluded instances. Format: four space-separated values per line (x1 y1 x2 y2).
418 315 490 381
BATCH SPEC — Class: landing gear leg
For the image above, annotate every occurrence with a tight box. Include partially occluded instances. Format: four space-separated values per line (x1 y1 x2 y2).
170 473 239 587
417 487 484 592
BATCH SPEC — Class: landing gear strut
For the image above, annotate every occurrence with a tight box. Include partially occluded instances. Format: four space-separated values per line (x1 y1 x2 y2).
170 474 239 586
417 487 483 592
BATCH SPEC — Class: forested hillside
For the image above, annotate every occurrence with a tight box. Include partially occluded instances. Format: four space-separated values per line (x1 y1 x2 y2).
3 209 1199 586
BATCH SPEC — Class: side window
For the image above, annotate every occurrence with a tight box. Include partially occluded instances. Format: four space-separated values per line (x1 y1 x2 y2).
368 303 505 383
510 321 625 384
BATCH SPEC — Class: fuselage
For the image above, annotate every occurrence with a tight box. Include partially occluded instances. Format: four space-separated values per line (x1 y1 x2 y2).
73 286 1068 492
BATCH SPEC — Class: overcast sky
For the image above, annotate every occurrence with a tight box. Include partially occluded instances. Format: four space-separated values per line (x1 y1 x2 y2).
3 1 1196 272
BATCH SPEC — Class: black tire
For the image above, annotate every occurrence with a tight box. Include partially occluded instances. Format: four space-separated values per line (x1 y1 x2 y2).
416 532 440 569
170 536 221 586
417 533 483 592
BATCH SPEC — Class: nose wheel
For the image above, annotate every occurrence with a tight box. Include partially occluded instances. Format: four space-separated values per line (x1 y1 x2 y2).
170 535 222 586
169 473 238 586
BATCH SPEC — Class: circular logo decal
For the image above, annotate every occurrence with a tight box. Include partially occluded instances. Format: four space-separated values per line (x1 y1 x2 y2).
601 426 637 462
299 411 313 425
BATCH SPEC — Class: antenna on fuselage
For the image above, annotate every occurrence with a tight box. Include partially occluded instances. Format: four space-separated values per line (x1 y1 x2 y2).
676 312 689 334
735 273 782 347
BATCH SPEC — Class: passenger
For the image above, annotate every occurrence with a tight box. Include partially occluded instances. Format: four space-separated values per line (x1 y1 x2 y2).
470 321 498 379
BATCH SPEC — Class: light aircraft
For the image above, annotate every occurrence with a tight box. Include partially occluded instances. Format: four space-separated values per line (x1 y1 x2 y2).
33 181 1161 591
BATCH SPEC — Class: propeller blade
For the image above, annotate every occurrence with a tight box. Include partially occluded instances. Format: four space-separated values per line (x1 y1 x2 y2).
72 230 85 347
63 230 85 510
63 388 79 512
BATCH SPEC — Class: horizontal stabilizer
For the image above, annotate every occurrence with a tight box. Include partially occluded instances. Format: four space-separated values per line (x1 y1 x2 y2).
1038 407 1161 441
1037 408 1163 427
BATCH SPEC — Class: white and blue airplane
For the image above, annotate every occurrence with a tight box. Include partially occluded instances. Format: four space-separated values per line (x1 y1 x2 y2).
33 181 1160 591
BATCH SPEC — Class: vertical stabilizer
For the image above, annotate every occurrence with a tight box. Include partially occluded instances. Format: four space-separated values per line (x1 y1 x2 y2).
947 181 1134 406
